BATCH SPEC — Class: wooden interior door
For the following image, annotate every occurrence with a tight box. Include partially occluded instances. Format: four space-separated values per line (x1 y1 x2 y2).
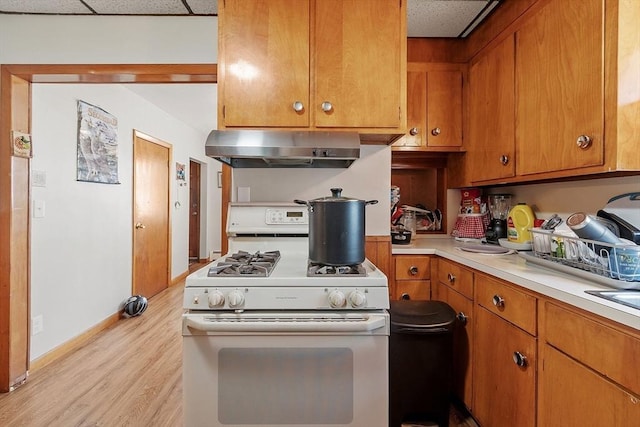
188 160 201 261
132 131 171 299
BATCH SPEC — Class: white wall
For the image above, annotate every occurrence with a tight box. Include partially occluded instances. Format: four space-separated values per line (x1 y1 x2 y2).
0 14 220 361
233 145 392 235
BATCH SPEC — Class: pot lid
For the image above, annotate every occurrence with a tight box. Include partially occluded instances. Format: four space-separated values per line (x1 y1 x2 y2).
311 188 360 203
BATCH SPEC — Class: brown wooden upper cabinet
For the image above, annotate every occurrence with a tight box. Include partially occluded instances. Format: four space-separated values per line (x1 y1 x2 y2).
467 35 515 182
394 63 464 150
463 0 640 186
515 0 604 176
218 0 407 139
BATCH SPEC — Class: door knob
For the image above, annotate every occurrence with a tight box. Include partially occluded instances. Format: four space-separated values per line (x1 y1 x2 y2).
135 222 146 229
321 101 333 113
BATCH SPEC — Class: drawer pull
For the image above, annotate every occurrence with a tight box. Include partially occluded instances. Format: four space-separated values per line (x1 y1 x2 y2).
513 351 528 368
492 294 505 308
456 312 468 325
447 273 456 283
401 293 411 300
409 266 419 276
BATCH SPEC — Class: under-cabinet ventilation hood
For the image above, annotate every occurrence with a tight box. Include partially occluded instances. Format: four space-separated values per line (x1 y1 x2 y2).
205 130 360 168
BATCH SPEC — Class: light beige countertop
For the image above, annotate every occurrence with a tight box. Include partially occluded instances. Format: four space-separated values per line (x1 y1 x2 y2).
392 236 640 331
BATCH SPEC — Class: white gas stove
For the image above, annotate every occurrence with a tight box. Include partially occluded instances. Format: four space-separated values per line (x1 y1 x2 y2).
182 203 390 427
184 202 389 312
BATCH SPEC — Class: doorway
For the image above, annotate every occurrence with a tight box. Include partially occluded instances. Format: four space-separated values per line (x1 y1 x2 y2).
132 131 172 299
189 160 201 264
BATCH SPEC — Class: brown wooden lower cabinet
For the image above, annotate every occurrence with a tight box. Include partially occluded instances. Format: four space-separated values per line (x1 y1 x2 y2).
539 344 640 426
538 301 640 426
473 306 537 427
391 255 431 300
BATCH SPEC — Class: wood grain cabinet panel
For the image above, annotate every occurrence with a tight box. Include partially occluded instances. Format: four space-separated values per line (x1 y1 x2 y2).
473 306 537 427
475 273 537 336
539 344 640 426
394 63 464 150
218 0 406 136
515 0 604 175
467 34 515 182
437 258 474 299
392 255 431 300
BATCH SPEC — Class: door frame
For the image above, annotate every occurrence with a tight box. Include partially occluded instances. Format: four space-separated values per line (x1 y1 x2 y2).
132 130 172 297
0 64 220 392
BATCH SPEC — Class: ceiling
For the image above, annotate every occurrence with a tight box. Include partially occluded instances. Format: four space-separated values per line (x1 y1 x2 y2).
0 0 499 38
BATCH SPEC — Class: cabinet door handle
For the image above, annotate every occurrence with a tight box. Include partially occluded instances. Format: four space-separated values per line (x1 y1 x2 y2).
492 294 505 308
576 135 592 149
409 266 419 275
401 293 411 300
431 127 441 136
135 222 146 229
447 273 456 283
500 155 509 165
456 312 468 325
321 101 333 113
409 127 419 136
513 351 528 367
292 101 304 112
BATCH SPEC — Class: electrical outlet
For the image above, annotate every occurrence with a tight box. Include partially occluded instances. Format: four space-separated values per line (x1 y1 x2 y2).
32 315 44 335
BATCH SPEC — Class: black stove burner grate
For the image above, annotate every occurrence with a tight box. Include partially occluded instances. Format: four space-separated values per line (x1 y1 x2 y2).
307 262 367 277
207 250 281 277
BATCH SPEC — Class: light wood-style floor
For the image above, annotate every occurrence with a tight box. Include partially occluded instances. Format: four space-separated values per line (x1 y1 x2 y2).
0 270 478 427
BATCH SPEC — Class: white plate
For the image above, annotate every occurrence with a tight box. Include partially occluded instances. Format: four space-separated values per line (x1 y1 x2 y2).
499 238 532 251
458 244 514 255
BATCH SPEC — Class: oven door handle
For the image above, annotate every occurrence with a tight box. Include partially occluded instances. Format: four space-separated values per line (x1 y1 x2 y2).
185 315 388 333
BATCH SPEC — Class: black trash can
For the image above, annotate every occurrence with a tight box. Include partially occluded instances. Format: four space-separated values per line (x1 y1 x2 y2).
389 300 456 427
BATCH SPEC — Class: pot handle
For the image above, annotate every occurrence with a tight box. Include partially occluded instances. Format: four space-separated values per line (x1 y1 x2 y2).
366 200 379 206
294 199 310 207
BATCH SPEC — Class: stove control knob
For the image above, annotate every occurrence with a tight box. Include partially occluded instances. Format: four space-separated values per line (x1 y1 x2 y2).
208 290 225 308
228 290 245 309
328 290 346 308
349 290 367 308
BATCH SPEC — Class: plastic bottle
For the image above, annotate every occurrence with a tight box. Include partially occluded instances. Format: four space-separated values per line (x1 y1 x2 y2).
507 203 536 243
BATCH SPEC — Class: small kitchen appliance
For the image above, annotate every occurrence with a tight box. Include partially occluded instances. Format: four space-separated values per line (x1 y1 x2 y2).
485 194 512 244
182 203 390 427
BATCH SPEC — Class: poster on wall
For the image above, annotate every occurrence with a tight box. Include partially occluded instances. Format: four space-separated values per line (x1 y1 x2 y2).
11 131 33 158
76 100 120 184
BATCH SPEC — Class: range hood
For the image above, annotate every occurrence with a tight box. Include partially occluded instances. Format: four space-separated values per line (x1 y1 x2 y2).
205 130 360 168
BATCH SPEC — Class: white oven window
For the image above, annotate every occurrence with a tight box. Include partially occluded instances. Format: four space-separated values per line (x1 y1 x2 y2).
218 348 353 424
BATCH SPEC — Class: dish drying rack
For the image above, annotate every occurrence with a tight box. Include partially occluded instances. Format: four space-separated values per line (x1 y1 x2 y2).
519 228 640 290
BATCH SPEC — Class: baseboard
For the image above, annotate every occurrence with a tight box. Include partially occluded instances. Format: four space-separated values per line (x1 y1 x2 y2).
171 269 190 286
29 311 121 373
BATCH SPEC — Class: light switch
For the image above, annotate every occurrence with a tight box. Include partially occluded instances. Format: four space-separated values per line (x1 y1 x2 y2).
32 170 47 187
33 200 45 218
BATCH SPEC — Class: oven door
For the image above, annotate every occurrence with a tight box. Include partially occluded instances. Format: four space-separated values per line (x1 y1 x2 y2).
182 312 389 427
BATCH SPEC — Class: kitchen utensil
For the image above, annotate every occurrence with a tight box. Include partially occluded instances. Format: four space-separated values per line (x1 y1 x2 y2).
485 194 512 244
541 214 562 230
597 192 640 244
566 212 624 245
391 229 412 245
295 188 378 266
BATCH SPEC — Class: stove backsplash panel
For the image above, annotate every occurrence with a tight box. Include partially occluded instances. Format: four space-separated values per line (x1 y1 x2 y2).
233 145 391 236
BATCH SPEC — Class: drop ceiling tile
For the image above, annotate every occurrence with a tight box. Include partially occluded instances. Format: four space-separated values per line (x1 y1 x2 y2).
85 0 188 15
186 0 217 15
407 0 489 37
0 0 91 14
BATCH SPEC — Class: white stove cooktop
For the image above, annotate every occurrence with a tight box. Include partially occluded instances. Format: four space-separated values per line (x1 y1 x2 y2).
184 203 389 311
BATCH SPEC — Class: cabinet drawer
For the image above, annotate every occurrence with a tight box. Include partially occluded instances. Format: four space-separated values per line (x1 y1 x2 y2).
544 301 640 395
396 280 431 301
394 256 431 280
437 258 474 299
475 274 537 336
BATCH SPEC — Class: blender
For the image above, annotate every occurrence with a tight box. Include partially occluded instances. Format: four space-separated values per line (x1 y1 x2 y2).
485 194 512 244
